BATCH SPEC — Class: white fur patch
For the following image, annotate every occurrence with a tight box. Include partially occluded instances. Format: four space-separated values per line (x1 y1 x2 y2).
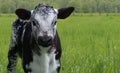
34 9 57 38
54 9 58 14
28 47 59 73
31 10 33 13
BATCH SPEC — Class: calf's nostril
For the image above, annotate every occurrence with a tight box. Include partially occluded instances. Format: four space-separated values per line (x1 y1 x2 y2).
47 37 52 42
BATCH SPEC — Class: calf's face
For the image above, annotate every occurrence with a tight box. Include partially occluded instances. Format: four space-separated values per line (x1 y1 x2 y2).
15 4 74 47
31 4 58 47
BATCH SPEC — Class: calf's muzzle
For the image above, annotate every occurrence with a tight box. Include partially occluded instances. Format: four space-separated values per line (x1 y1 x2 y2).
38 35 52 47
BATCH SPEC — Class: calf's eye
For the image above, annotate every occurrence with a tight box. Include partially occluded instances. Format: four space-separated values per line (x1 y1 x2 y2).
33 21 36 26
54 21 57 25
52 21 57 25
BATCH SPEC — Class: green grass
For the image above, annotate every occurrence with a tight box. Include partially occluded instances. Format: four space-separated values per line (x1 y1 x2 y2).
0 14 120 73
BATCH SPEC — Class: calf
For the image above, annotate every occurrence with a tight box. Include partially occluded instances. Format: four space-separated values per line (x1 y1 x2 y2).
7 4 74 73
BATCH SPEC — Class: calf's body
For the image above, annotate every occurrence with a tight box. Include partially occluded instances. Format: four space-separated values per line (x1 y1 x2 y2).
7 4 74 73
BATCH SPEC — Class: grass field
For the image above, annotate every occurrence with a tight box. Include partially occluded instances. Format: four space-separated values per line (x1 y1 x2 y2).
0 14 120 73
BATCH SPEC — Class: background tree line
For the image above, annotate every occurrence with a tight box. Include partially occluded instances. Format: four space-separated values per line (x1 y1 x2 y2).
0 0 120 14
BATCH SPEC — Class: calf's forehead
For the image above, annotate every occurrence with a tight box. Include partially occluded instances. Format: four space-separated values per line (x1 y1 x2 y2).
34 12 57 24
31 4 58 23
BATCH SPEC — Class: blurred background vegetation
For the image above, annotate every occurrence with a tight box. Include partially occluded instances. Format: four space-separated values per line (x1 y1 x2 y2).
0 0 120 15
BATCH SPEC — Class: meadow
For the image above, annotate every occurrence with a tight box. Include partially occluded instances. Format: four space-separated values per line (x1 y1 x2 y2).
0 14 120 73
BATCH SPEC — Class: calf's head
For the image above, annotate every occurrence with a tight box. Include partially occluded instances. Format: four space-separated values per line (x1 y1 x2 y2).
15 4 74 47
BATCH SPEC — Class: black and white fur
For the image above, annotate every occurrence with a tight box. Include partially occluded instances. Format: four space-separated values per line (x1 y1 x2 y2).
7 4 74 73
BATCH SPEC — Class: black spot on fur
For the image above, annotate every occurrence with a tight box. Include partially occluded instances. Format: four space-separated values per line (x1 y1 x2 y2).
57 66 61 73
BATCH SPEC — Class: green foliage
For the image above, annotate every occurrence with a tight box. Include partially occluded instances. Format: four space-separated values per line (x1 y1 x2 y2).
0 0 120 13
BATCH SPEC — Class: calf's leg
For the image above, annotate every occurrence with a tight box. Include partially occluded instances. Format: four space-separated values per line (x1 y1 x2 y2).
7 47 18 73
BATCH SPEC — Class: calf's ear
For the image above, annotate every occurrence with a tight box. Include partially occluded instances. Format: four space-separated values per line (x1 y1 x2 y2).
15 9 31 20
58 7 74 19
